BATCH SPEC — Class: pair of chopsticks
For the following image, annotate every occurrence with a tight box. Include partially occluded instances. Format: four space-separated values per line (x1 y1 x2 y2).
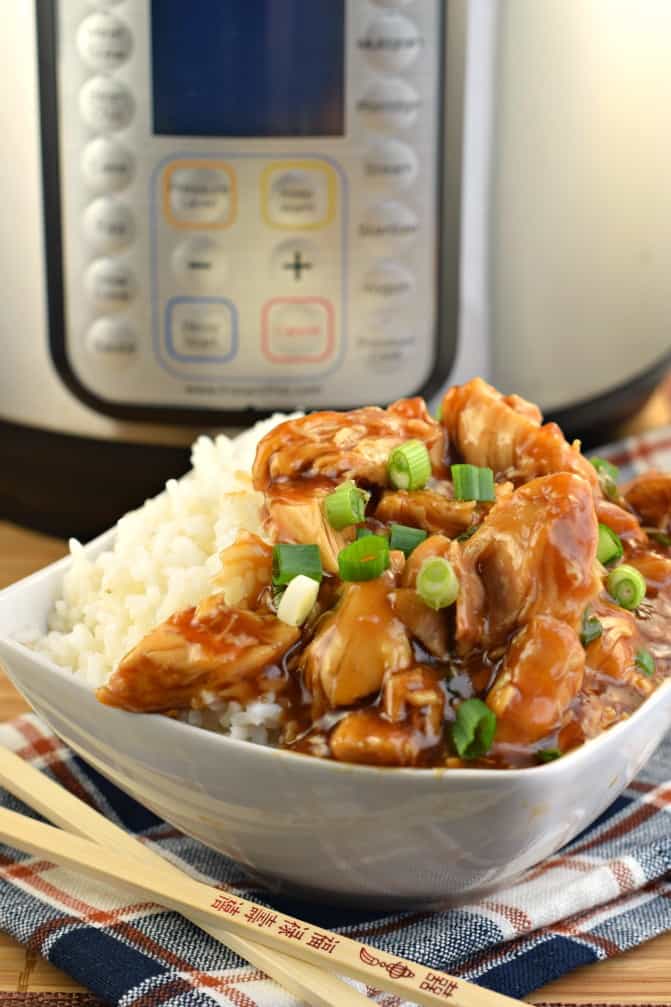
0 745 522 1007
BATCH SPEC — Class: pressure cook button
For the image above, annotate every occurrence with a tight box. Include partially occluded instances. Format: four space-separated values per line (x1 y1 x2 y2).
85 317 137 365
359 14 423 72
362 261 415 304
83 198 134 253
81 138 134 193
85 258 136 310
357 78 421 131
358 201 418 254
169 304 235 360
77 12 133 72
168 167 232 224
365 138 418 190
79 76 134 132
172 237 227 292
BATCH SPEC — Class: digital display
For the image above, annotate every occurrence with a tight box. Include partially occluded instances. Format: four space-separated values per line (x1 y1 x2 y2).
151 0 345 137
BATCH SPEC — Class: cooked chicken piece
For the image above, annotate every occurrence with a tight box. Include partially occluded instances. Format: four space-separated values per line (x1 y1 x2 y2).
450 472 600 651
265 482 355 574
375 489 476 536
440 377 599 491
585 600 653 694
97 600 299 713
626 551 671 596
330 667 445 766
391 588 450 659
208 532 273 609
487 615 585 744
252 398 445 491
623 471 671 532
595 499 647 547
400 534 452 589
299 571 412 711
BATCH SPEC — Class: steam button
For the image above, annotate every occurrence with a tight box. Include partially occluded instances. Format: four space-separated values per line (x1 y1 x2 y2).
77 12 133 72
79 76 134 132
364 137 418 190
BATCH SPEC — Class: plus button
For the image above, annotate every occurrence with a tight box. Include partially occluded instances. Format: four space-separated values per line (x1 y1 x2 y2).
283 250 313 281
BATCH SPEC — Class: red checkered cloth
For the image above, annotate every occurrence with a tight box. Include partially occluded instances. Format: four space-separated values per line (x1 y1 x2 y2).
1 427 671 1007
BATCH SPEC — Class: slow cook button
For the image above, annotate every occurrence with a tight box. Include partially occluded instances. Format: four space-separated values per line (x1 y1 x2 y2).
81 138 134 193
172 237 227 292
262 299 334 363
79 76 134 132
362 261 415 304
364 138 418 190
359 13 423 72
85 258 136 309
357 78 421 130
358 201 418 254
169 304 235 360
85 317 137 365
83 198 134 253
76 12 133 72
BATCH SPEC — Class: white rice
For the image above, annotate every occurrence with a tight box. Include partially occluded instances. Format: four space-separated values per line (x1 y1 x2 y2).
35 413 300 743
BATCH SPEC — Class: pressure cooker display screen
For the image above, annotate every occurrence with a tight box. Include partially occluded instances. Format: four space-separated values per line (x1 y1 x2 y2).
151 0 345 137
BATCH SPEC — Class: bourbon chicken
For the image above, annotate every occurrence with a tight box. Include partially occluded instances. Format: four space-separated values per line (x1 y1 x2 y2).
98 379 671 770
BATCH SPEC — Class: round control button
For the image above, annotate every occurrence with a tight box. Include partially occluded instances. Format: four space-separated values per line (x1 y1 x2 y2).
357 78 421 131
267 169 330 228
88 0 123 7
172 237 227 292
85 258 136 310
169 304 234 360
371 0 413 7
168 167 232 224
85 317 137 366
79 76 134 132
77 12 132 72
263 300 333 363
270 239 320 284
358 201 418 256
362 261 415 304
365 137 418 190
81 138 134 193
360 14 423 72
83 198 134 253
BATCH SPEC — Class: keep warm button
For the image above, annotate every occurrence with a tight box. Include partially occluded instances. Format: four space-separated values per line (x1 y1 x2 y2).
262 298 334 364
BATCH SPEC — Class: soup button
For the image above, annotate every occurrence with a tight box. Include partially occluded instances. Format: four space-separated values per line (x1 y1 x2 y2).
262 298 334 364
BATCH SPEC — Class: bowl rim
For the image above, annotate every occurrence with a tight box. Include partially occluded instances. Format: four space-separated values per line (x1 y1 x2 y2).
1 527 670 784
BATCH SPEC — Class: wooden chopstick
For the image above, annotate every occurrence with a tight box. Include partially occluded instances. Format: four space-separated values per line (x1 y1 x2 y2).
0 798 523 1006
0 745 369 1007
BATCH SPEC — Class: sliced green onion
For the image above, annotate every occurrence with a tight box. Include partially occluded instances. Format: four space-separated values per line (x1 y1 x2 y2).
590 456 619 499
434 403 443 422
387 440 432 491
451 464 496 502
389 523 428 556
580 607 603 647
338 534 389 582
538 748 562 763
647 529 671 548
356 527 376 539
416 556 459 610
597 523 624 566
607 564 647 610
456 526 478 542
451 698 496 759
324 481 370 531
272 543 322 586
635 648 655 677
276 574 320 627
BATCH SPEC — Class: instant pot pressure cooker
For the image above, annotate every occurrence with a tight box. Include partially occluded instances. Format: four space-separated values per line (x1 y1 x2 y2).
2 0 670 537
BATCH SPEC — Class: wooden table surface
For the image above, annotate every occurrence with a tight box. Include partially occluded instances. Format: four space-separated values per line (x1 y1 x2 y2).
1 384 671 1005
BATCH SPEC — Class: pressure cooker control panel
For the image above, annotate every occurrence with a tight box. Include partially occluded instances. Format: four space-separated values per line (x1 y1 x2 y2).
41 0 447 418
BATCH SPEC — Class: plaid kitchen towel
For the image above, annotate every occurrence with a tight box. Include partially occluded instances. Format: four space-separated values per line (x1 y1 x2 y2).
2 426 671 1007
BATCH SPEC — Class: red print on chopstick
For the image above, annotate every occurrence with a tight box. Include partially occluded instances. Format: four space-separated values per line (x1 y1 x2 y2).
278 920 309 941
359 946 415 979
211 895 242 916
245 906 278 928
419 972 459 998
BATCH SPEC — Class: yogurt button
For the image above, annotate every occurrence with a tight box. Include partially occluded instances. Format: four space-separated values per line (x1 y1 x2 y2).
81 138 134 193
365 137 418 190
172 237 228 292
77 12 133 72
79 76 134 132
359 14 423 72
85 258 136 310
357 78 421 131
83 198 134 253
362 261 415 304
85 317 137 366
